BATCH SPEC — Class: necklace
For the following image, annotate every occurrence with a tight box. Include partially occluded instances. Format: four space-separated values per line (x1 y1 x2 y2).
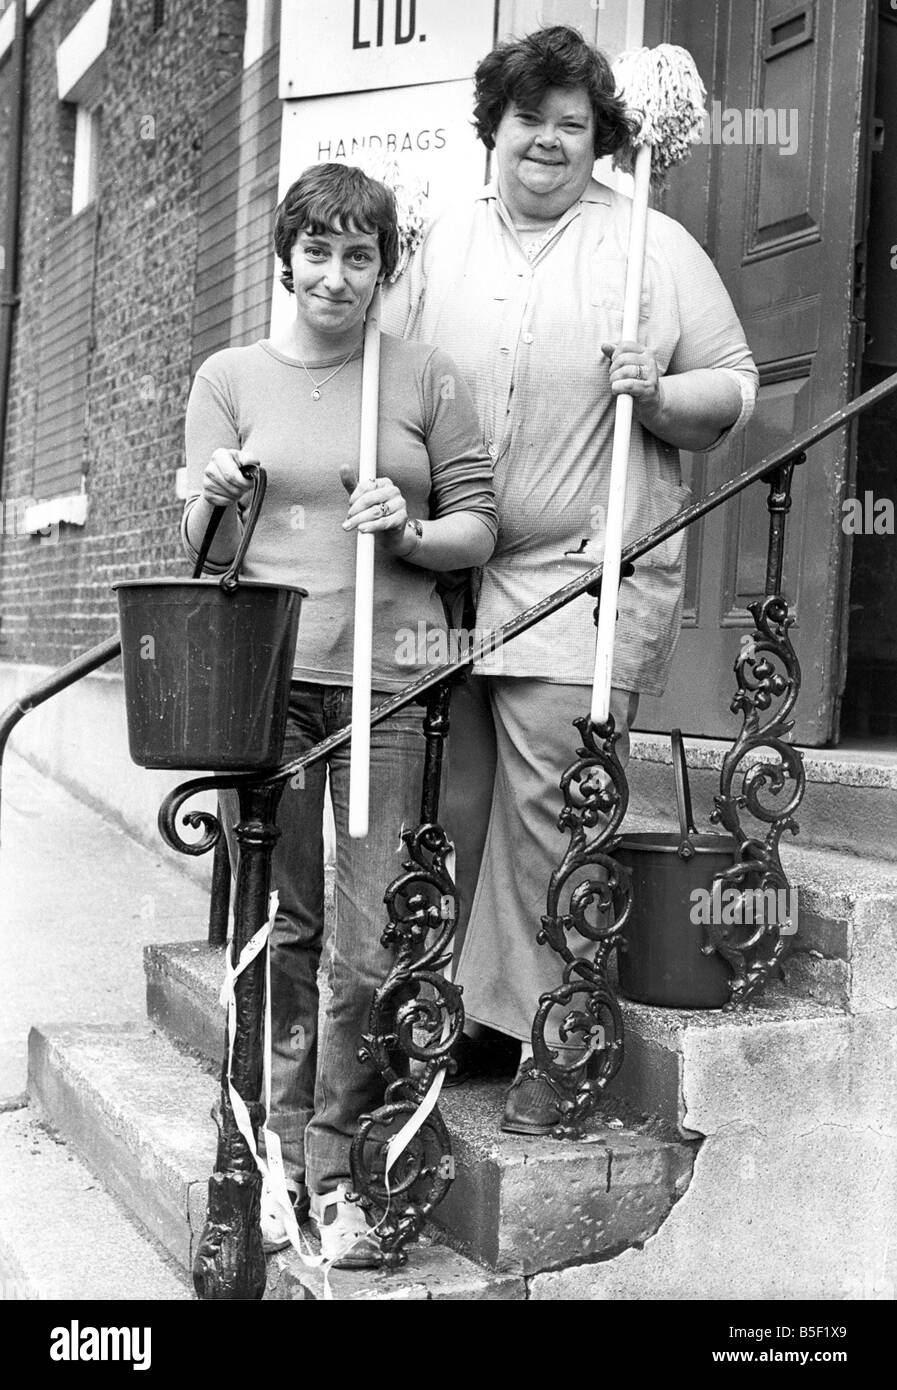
298 346 357 400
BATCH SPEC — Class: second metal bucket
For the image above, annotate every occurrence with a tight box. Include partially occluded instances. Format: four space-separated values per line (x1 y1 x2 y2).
615 730 735 1008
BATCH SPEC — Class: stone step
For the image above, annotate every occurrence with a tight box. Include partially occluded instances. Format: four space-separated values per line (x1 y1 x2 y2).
145 941 225 1067
629 732 897 861
146 824 888 1071
436 1082 696 1274
25 1022 524 1300
0 1106 192 1301
265 1239 524 1300
27 1022 216 1271
612 991 849 1136
141 942 708 1274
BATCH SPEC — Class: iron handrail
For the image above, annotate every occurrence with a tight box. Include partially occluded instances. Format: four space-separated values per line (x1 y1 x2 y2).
2 366 897 825
164 365 897 800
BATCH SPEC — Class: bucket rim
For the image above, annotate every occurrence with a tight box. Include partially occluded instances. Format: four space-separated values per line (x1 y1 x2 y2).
113 578 308 596
614 831 737 854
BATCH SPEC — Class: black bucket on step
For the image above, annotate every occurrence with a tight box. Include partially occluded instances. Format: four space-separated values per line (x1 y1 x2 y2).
114 466 306 771
615 729 735 1008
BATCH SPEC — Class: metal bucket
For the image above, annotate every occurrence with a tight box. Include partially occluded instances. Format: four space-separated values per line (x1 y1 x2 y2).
114 466 306 772
615 729 735 1008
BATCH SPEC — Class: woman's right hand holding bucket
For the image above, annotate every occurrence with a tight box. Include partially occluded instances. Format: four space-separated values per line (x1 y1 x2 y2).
201 449 258 508
185 449 258 569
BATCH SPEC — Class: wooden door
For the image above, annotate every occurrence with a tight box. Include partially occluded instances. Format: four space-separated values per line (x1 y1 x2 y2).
638 0 876 744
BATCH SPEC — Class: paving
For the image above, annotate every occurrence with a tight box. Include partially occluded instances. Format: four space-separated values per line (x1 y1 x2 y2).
0 750 209 1102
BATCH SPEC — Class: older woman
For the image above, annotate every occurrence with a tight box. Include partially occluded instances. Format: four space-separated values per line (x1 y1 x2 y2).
181 163 496 1264
383 26 758 1133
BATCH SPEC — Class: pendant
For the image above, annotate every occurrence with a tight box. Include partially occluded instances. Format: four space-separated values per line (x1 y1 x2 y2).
311 388 321 401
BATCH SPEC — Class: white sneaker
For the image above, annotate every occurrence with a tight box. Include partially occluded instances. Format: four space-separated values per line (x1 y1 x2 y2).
260 1179 308 1254
309 1185 382 1269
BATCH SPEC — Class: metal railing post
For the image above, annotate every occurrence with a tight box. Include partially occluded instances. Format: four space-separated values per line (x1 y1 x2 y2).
190 779 284 1301
349 679 462 1264
708 453 807 1003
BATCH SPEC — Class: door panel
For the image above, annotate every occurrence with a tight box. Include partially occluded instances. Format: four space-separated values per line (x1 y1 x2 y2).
638 0 874 743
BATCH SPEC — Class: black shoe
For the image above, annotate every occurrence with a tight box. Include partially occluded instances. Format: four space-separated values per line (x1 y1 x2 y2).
500 1061 566 1135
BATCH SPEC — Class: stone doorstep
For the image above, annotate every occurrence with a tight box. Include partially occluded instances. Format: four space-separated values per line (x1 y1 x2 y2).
0 1107 192 1302
27 1022 217 1273
24 1022 523 1300
613 991 849 1136
145 941 225 1068
265 1240 525 1301
434 1081 697 1275
628 733 897 862
146 826 884 1081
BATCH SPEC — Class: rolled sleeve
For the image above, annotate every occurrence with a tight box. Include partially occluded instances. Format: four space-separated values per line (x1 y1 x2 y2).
421 347 498 541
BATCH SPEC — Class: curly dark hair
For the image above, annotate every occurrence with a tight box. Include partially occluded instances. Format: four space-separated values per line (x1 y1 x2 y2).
472 25 636 158
274 163 399 293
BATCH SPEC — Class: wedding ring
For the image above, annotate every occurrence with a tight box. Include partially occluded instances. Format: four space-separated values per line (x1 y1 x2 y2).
378 500 390 518
636 364 645 380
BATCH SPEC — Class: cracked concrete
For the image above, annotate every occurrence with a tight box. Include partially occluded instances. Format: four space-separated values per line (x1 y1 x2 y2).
527 1006 897 1298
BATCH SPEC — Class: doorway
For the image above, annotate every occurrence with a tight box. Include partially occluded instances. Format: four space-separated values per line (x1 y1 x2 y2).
839 0 897 743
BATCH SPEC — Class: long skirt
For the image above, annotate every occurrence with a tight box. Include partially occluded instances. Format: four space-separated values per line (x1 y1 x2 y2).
446 675 638 1042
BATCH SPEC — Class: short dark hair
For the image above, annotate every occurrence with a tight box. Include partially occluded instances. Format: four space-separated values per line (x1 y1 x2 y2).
274 163 399 293
472 25 636 159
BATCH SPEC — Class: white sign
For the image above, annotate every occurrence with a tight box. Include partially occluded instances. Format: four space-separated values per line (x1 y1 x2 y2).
279 0 495 98
271 80 487 337
277 80 485 210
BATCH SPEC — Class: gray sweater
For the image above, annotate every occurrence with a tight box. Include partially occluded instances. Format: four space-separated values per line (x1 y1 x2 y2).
182 335 497 691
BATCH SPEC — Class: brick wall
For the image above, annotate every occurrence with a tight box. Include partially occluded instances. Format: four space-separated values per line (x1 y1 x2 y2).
0 0 247 668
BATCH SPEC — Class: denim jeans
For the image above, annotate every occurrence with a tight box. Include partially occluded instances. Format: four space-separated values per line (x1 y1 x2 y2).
223 681 425 1197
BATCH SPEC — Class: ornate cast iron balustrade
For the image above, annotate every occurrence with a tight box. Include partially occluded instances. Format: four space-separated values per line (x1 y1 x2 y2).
708 458 807 1006
350 681 462 1264
6 373 895 1299
529 707 628 1135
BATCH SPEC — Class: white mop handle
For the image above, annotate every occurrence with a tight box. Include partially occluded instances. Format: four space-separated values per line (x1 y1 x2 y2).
349 290 381 839
591 143 652 724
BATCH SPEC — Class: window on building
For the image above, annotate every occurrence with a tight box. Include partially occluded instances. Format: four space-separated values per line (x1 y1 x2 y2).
72 102 101 215
243 0 280 67
29 0 111 525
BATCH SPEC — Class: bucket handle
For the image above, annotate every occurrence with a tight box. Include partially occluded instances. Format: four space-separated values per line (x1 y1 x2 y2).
671 727 698 860
191 464 268 592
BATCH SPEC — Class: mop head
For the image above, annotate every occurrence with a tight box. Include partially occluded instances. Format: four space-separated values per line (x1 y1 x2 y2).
612 44 707 182
353 154 427 282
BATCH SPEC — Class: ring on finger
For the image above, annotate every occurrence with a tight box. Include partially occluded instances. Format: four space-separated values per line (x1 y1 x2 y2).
378 500 390 518
636 363 645 381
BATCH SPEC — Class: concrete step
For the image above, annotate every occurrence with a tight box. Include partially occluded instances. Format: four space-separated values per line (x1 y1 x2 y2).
435 1082 696 1274
612 991 849 1136
0 1105 192 1301
25 1022 524 1300
147 826 890 1069
145 941 225 1066
618 814 897 1012
28 1022 216 1270
144 918 866 1157
265 1239 524 1300
142 941 705 1274
629 732 897 861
